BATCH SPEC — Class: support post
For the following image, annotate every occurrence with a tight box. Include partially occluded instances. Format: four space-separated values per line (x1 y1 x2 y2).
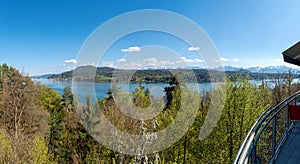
286 105 290 131
272 117 277 155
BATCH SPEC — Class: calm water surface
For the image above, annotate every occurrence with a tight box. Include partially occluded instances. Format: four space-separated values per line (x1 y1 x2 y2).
33 78 217 102
34 78 295 103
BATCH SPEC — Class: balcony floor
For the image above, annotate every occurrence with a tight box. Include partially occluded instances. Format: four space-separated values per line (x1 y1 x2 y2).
275 121 300 164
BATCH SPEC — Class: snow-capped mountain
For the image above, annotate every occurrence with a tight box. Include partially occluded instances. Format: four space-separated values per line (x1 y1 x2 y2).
246 65 300 73
222 65 300 73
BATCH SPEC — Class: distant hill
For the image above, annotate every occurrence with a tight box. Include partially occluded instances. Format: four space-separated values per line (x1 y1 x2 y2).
246 65 300 73
221 65 300 73
45 65 299 83
31 74 57 79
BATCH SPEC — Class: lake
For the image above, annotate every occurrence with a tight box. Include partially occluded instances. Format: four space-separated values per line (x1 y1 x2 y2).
33 78 294 103
33 78 218 102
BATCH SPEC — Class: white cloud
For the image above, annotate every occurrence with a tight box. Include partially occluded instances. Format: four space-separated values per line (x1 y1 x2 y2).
181 57 195 63
232 58 239 62
101 61 114 67
188 47 200 51
180 57 203 63
118 57 177 69
121 46 141 52
117 58 127 63
220 57 230 62
115 56 205 69
159 60 175 66
194 59 204 62
215 57 239 63
64 59 77 64
144 57 158 63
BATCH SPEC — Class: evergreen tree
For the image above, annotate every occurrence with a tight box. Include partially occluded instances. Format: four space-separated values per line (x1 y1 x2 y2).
164 75 181 110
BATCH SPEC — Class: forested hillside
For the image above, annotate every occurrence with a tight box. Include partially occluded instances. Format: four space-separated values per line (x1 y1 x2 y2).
0 64 298 163
47 65 292 83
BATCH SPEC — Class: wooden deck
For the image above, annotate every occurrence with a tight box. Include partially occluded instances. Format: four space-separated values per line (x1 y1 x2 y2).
275 121 300 163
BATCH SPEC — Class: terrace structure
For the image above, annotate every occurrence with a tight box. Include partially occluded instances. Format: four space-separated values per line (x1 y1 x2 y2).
234 41 300 164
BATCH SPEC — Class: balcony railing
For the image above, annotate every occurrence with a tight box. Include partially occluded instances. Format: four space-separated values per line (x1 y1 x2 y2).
234 90 300 164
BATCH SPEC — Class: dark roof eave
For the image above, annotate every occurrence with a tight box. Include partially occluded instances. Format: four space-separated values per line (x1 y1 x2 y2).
283 54 300 66
282 41 300 66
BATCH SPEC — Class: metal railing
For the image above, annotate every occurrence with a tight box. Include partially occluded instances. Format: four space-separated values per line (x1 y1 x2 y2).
234 90 300 164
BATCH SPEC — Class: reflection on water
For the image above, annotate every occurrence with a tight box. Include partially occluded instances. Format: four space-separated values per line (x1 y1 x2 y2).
33 78 216 102
33 78 296 103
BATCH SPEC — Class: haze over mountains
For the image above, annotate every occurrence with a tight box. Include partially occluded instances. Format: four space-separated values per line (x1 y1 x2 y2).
222 65 300 73
34 65 300 78
34 65 300 84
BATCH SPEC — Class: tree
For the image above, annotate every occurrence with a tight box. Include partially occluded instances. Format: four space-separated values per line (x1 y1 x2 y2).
192 75 271 163
133 84 151 108
39 85 62 113
0 64 49 162
107 83 120 100
47 95 67 162
63 86 74 112
164 75 181 110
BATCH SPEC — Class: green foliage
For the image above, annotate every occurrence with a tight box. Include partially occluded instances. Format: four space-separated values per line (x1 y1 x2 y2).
39 85 62 113
0 129 13 163
1 64 296 163
62 86 74 111
32 136 53 164
47 103 67 162
190 75 271 163
164 75 181 110
49 65 288 83
0 64 50 162
133 85 151 108
0 129 53 163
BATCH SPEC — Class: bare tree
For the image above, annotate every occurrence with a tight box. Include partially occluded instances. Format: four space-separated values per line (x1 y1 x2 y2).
0 66 48 162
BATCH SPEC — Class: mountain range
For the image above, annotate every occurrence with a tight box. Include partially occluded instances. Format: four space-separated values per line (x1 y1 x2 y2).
36 65 300 83
33 65 300 79
221 65 300 73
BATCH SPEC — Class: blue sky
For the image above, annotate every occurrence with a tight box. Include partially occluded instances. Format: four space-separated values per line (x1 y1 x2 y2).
1 0 300 75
